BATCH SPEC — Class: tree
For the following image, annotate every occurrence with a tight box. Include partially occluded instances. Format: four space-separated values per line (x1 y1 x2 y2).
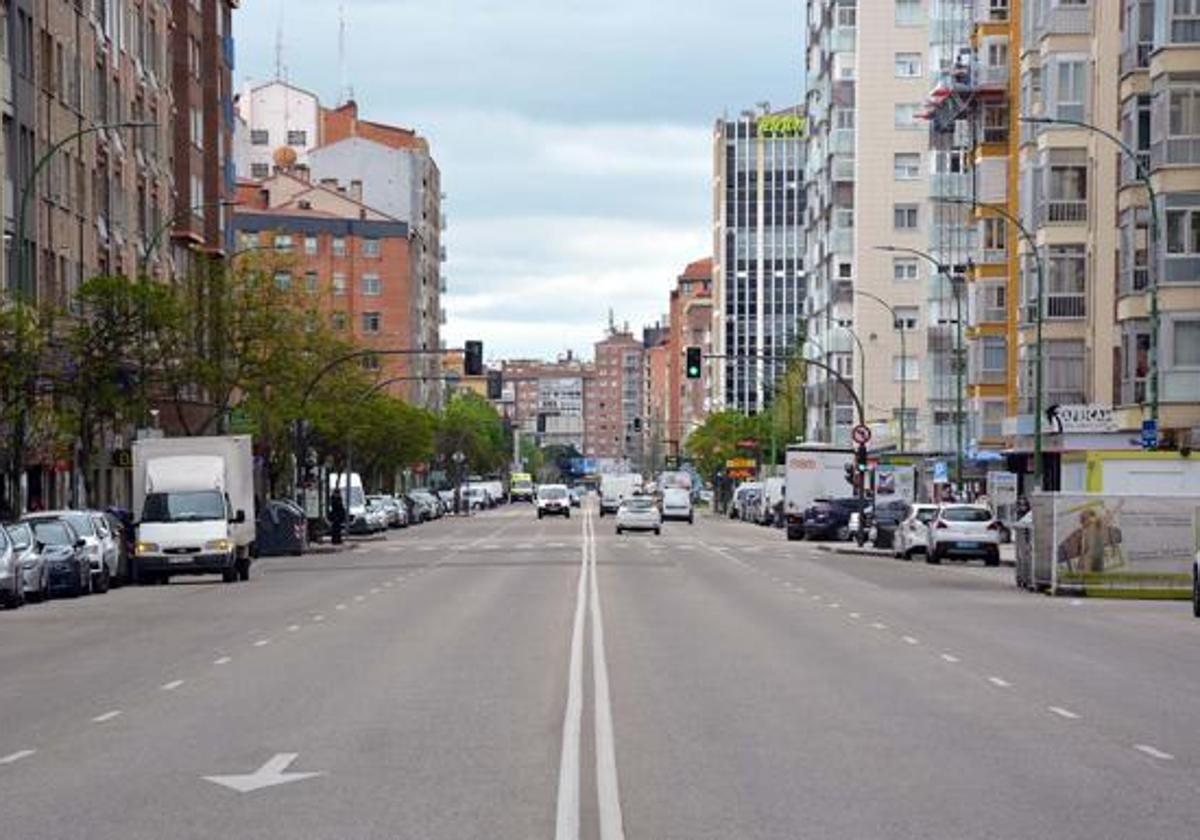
435 392 508 481
0 301 46 514
683 410 766 482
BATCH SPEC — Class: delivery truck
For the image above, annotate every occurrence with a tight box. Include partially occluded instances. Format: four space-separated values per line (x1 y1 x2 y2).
132 435 256 584
784 443 855 541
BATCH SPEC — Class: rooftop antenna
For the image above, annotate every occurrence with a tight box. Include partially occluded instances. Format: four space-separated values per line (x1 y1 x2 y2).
274 10 284 81
338 4 350 106
607 308 615 335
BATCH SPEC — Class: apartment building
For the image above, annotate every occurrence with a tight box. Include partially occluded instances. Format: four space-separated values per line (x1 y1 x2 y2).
233 79 321 180
169 0 239 273
1117 0 1200 449
803 0 937 449
232 170 418 401
642 321 670 472
499 355 591 454
585 329 645 470
712 105 806 416
666 257 714 455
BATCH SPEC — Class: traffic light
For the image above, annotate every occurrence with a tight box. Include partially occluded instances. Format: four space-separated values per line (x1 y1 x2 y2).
464 340 483 376
844 463 856 486
486 370 503 400
685 346 702 379
632 417 642 433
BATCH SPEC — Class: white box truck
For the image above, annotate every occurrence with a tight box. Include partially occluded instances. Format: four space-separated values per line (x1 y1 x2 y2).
132 436 256 584
784 444 855 541
599 473 642 517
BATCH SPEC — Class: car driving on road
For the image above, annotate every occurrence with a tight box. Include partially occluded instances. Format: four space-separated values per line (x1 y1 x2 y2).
928 504 1002 566
537 484 571 519
616 495 661 536
661 487 693 524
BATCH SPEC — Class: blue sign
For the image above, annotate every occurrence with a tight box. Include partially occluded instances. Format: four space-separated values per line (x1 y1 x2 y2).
1141 419 1158 450
933 460 949 484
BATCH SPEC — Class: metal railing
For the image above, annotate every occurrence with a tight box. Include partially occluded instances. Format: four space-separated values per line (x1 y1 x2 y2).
1045 293 1086 320
1045 200 1087 224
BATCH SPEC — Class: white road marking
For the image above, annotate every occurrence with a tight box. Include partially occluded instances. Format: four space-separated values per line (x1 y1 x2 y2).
811 594 822 601
370 588 381 595
940 654 960 663
253 639 271 648
795 587 806 594
988 676 1012 688
0 749 36 765
354 595 366 603
828 603 841 609
204 753 324 794
1134 744 1174 761
1049 706 1080 720
902 636 920 645
1070 599 1084 606
214 656 232 666
848 612 861 619
586 508 626 840
383 582 394 588
870 622 887 630
312 615 325 622
335 604 347 611
92 710 122 723
161 679 185 691
554 502 590 840
287 624 301 633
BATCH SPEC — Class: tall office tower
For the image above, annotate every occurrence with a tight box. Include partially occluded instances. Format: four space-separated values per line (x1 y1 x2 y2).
711 105 806 416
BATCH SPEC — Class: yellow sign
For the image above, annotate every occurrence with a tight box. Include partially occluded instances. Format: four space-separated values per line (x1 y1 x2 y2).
725 457 756 470
758 114 806 138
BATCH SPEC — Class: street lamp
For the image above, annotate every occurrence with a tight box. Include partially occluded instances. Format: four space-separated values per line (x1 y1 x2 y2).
8 120 156 514
854 271 911 453
1020 115 1160 429
935 196 1047 490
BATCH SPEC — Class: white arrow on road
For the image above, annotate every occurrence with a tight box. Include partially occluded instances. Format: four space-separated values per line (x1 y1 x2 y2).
204 753 324 793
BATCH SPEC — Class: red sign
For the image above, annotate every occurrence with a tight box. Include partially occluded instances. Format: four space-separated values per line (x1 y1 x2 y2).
737 439 760 449
852 425 872 446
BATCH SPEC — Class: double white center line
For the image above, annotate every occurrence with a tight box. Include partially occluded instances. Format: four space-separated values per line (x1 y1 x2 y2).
556 505 625 840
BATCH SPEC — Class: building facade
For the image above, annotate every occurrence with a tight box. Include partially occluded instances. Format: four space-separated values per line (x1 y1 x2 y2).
667 257 714 455
232 171 418 401
712 105 807 416
585 330 645 469
499 355 591 456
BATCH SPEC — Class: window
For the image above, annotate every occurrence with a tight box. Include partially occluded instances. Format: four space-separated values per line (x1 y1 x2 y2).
1046 244 1087 318
1052 59 1087 122
362 238 380 257
250 129 269 146
249 162 269 180
361 353 381 371
1046 151 1088 222
893 257 919 282
1170 0 1200 42
332 236 347 256
273 271 292 290
893 355 919 382
332 272 347 295
981 336 1007 374
304 235 318 255
273 234 293 252
1168 85 1200 142
894 306 919 331
895 0 921 25
893 153 921 180
287 129 307 146
1172 319 1200 367
362 274 381 296
894 103 921 128
892 407 919 433
894 52 921 78
1166 209 1200 255
835 1 856 28
304 270 319 293
893 204 919 230
239 232 259 250
362 312 381 334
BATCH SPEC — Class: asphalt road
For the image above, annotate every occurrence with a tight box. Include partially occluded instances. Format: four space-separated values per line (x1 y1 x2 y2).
2 500 1199 839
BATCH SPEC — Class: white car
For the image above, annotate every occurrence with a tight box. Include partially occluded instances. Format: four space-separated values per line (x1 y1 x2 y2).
928 504 1002 566
91 512 123 585
616 496 661 535
536 485 571 519
893 504 941 560
661 488 693 524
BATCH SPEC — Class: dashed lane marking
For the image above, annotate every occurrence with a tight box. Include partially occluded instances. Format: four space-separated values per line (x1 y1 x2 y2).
214 656 232 665
1049 706 1080 720
312 615 325 622
848 612 861 619
287 624 301 633
253 639 271 648
92 710 122 724
161 680 185 691
988 677 1012 688
902 636 920 645
335 604 347 611
940 654 960 663
0 750 36 766
870 622 887 630
1135 744 1175 761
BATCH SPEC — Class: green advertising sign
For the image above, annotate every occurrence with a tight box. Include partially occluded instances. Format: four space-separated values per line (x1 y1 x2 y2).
758 114 806 138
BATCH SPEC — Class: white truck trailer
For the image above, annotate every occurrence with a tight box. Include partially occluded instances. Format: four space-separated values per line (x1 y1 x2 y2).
784 443 855 541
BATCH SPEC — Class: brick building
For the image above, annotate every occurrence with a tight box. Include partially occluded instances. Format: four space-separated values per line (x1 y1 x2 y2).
667 258 714 454
232 170 418 400
585 330 645 470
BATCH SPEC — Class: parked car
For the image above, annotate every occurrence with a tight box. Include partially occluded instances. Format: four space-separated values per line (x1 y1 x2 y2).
461 486 490 512
661 487 694 524
802 497 871 542
24 511 113 593
893 504 941 559
729 483 761 520
6 523 47 602
411 490 444 520
367 495 403 528
364 501 389 533
536 484 571 519
867 499 912 549
928 504 1002 566
27 518 91 598
0 525 24 608
616 496 661 535
90 512 123 586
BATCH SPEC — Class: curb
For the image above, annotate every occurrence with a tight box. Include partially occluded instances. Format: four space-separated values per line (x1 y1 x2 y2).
816 543 1017 567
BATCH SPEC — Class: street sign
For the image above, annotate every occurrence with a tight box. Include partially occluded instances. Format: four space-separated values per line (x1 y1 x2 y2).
933 460 949 484
725 457 756 470
727 468 755 480
852 425 872 446
1141 419 1158 450
987 471 1019 506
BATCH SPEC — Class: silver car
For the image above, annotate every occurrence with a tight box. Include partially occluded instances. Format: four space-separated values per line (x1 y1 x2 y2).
24 511 114 593
615 496 662 536
0 525 24 608
5 524 47 602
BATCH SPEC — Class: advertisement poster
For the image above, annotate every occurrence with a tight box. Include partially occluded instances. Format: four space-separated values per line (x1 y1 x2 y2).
1052 494 1200 589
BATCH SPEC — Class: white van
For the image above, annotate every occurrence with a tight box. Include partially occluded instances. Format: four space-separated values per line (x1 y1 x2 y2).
661 487 694 524
329 473 368 534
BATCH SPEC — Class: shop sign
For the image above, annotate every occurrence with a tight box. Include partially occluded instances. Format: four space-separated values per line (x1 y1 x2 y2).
1047 404 1118 434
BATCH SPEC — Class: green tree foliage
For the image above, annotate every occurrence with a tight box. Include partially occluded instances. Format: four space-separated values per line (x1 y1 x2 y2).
435 392 508 478
683 410 767 481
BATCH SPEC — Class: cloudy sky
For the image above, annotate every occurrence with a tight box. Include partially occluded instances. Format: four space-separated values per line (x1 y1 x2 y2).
236 1 801 361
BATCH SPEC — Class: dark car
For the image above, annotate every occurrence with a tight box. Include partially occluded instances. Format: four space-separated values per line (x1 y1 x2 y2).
869 499 912 549
6 523 48 602
27 519 91 598
802 497 872 542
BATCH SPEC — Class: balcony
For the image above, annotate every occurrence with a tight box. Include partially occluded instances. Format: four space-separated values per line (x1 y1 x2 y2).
980 247 1007 265
832 228 854 254
973 64 1008 90
929 172 970 199
1120 41 1152 75
830 128 854 154
832 155 855 181
1025 293 1086 321
1120 378 1147 407
1044 200 1087 224
833 26 856 53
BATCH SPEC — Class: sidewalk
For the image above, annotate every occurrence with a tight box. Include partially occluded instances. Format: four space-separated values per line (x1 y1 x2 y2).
815 541 1016 566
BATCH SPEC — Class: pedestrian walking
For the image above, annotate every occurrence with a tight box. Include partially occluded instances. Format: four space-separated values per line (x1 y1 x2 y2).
329 489 346 545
